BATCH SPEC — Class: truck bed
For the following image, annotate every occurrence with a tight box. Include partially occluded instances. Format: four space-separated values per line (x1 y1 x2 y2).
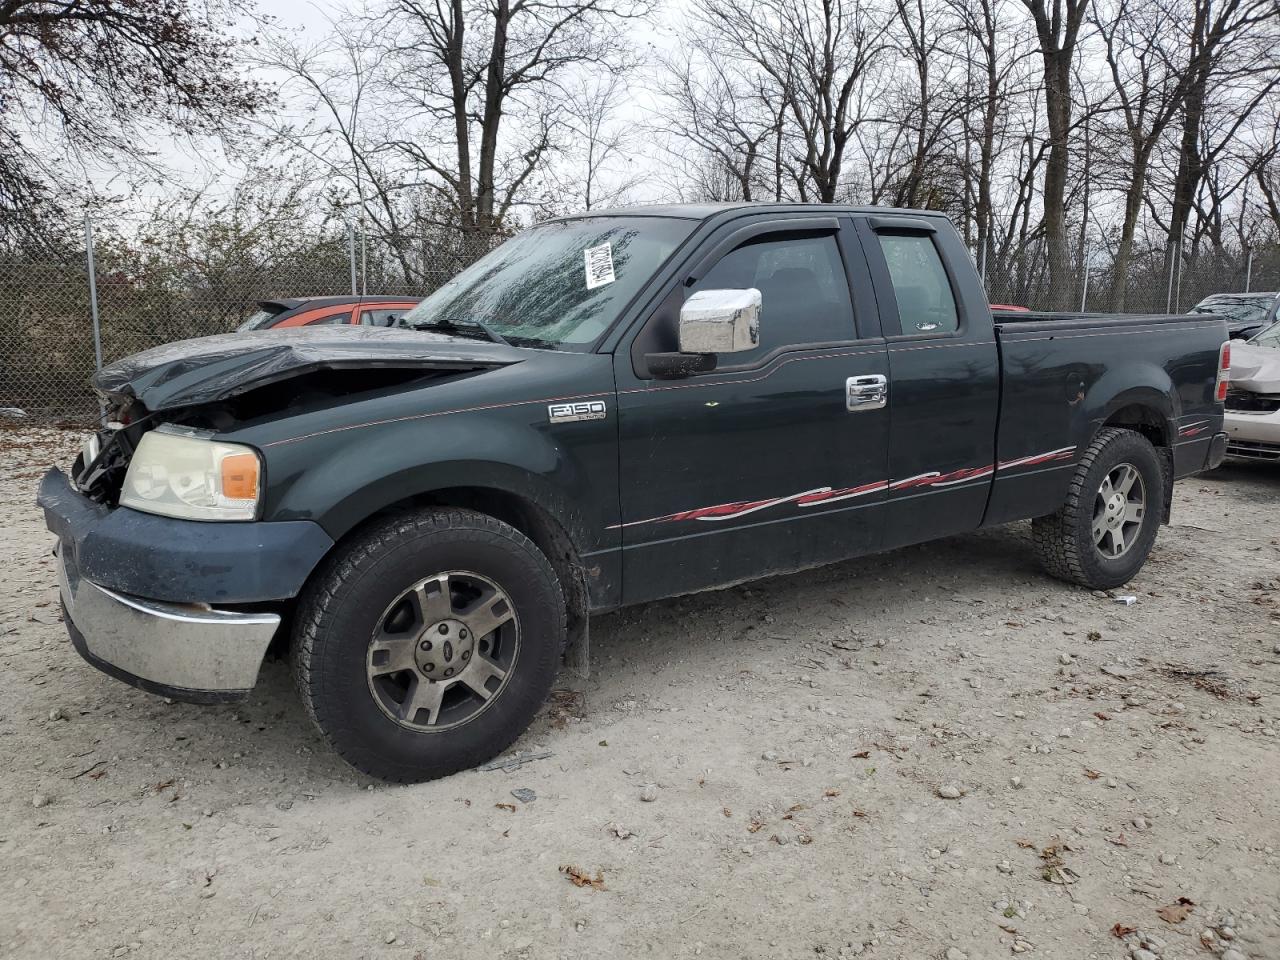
983 310 1227 526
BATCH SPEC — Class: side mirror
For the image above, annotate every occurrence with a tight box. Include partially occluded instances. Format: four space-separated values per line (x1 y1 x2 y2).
678 288 761 355
646 351 718 379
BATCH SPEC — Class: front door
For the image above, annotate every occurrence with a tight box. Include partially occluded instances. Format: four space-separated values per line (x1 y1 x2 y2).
613 217 891 605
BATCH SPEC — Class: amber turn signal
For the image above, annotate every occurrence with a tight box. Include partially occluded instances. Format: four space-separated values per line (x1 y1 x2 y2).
221 452 260 500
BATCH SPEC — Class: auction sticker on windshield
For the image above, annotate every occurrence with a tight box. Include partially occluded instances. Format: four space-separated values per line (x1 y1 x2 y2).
584 242 616 290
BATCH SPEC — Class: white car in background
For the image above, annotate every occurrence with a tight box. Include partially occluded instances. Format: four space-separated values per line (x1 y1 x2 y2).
1224 320 1280 462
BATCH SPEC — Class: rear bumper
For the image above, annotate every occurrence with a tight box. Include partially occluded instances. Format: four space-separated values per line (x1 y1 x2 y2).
1205 432 1229 470
58 545 279 703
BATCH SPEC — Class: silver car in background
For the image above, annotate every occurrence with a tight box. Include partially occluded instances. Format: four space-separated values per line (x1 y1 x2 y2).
1224 320 1280 462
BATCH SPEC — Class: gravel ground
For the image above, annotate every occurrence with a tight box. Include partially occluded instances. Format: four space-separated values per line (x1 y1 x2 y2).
1 426 1278 960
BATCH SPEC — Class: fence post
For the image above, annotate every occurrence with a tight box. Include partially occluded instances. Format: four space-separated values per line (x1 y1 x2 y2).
1079 247 1091 312
347 222 358 296
1164 240 1178 313
1244 249 1253 293
84 214 105 421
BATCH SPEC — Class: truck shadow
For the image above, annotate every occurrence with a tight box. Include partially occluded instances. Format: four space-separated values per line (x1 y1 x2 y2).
89 520 1054 788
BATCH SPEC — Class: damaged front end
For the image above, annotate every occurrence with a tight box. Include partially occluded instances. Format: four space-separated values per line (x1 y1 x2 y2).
43 325 524 701
74 325 522 505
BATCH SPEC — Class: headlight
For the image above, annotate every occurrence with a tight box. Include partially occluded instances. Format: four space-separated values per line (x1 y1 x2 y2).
120 426 262 521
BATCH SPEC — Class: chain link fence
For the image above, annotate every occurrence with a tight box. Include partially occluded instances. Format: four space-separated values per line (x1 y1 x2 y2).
980 238 1280 314
2 213 1278 424
0 221 497 423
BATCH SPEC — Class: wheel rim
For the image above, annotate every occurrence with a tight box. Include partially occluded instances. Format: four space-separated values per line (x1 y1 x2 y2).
1092 462 1146 560
366 570 520 731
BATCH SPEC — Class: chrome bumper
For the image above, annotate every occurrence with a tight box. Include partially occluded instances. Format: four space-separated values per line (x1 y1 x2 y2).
57 546 280 703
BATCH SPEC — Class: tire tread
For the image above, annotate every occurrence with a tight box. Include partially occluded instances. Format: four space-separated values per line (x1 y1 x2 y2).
1031 427 1161 589
291 507 563 782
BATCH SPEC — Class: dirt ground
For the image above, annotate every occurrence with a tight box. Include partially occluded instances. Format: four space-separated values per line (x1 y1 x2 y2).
1 427 1278 960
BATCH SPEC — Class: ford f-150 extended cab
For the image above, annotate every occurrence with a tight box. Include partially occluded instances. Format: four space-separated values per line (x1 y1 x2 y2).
39 204 1231 782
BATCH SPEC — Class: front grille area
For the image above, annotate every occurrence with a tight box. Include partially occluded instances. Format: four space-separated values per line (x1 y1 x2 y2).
1227 439 1280 462
1225 388 1280 413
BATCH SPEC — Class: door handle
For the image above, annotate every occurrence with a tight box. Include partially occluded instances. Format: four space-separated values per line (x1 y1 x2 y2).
846 374 888 411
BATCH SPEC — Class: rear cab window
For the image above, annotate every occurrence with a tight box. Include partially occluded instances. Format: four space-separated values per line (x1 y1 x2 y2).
876 234 959 335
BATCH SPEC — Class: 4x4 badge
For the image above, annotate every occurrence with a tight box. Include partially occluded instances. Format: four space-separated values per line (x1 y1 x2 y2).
548 400 607 423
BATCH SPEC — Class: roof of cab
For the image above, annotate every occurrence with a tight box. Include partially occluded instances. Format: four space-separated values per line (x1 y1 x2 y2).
545 202 954 223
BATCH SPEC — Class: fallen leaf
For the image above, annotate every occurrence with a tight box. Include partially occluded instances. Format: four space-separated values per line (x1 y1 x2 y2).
559 864 605 890
722 807 732 817
494 802 516 813
747 818 765 833
823 788 841 798
1156 898 1195 924
851 750 870 759
1094 711 1111 721
1106 834 1129 847
1084 769 1102 780
851 809 869 818
1111 923 1137 938
1015 839 1036 849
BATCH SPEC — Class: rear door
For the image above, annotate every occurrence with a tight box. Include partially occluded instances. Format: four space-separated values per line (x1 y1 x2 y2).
613 215 891 605
854 215 1000 548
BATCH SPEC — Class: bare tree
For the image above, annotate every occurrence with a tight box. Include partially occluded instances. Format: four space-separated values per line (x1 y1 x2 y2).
1163 0 1277 278
257 11 419 281
559 70 646 210
0 0 264 251
376 0 647 236
693 0 889 203
653 39 783 202
1018 0 1091 308
949 0 1035 267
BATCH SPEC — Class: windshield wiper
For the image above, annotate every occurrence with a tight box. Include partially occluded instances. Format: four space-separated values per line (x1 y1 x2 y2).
409 317 509 346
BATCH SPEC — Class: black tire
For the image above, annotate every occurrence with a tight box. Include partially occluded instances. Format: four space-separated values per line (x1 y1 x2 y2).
1031 427 1165 590
292 507 564 783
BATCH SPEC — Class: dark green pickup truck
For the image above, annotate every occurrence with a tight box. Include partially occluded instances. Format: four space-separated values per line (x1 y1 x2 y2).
40 203 1231 782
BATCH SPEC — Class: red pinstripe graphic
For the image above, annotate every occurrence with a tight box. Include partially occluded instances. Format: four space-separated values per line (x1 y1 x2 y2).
995 446 1076 469
1177 420 1210 438
609 444 1077 530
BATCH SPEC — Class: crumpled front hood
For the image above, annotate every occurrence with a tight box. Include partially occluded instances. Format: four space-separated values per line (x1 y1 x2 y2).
1229 341 1280 394
95 326 528 411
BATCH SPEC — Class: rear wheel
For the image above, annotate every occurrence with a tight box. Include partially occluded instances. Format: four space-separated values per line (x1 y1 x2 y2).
1032 428 1165 589
292 508 564 782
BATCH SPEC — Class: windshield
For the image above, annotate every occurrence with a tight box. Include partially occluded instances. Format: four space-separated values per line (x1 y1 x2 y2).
1189 294 1274 326
1252 319 1280 349
398 216 696 349
236 308 278 332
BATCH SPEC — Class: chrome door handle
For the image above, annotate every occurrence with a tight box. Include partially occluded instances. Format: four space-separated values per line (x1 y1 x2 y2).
846 374 888 411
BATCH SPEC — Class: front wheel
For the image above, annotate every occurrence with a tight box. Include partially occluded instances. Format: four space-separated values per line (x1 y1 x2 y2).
1032 427 1165 590
292 508 564 782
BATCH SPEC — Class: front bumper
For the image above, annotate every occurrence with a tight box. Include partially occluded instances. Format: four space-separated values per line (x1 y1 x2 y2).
1224 407 1280 462
38 465 333 703
58 544 279 702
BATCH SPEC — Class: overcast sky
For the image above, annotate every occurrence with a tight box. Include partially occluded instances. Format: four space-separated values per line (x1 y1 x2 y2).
111 0 676 213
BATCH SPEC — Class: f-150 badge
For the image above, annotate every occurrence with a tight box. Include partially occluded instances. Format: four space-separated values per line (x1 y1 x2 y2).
548 400 607 423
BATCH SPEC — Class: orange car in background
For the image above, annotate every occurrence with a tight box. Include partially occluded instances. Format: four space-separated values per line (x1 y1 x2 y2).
236 296 422 331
